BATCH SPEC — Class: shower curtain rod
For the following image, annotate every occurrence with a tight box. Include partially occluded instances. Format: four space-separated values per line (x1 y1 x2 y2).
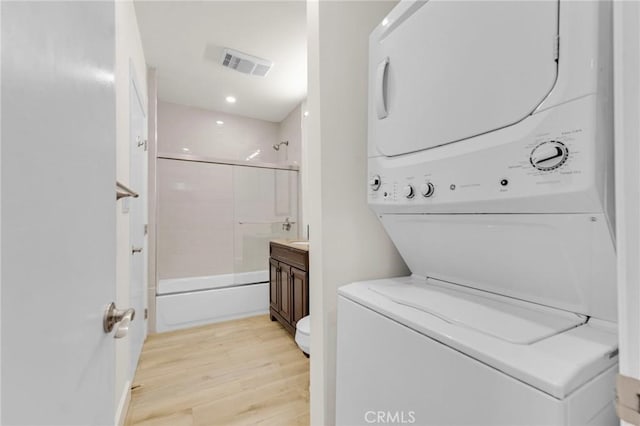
157 152 300 172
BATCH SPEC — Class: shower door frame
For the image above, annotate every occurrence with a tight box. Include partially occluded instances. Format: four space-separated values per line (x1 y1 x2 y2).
151 152 301 332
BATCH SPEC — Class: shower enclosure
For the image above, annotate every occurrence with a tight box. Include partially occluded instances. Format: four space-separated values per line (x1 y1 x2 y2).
155 155 299 331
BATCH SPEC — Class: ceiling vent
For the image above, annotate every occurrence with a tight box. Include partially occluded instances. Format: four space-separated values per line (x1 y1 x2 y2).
220 48 273 77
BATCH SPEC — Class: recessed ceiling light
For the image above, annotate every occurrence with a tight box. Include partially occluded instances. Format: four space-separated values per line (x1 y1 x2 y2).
382 18 390 26
216 120 224 125
225 96 236 104
182 148 190 153
303 111 309 117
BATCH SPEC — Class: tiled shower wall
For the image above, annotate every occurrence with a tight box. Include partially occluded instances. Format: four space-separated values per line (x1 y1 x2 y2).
154 100 303 288
156 159 299 282
158 100 302 164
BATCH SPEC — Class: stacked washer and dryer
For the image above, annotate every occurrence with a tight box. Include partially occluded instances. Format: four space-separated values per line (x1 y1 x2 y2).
336 1 618 425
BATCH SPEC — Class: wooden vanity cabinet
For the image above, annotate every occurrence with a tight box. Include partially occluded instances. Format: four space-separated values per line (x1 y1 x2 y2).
269 241 309 335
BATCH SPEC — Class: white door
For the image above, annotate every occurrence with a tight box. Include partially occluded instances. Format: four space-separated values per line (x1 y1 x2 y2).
129 69 148 376
2 2 118 425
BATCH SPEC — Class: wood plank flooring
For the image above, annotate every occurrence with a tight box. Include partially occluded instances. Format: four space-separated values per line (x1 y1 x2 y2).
125 315 310 426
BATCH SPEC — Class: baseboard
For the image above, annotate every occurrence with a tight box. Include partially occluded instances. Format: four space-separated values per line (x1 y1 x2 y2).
115 380 132 426
156 282 270 332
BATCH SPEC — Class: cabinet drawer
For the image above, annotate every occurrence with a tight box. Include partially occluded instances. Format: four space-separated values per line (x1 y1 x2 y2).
270 244 308 271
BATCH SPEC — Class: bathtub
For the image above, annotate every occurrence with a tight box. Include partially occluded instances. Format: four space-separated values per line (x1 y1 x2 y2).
156 270 270 332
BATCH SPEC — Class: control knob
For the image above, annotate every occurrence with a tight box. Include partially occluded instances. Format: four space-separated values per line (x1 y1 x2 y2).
530 141 569 171
369 175 381 191
420 182 435 198
403 184 415 199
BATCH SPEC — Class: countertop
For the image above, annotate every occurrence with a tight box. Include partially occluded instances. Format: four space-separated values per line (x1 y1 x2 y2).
270 239 309 252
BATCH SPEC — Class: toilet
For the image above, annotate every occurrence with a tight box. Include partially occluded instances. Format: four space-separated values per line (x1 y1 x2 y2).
295 315 310 355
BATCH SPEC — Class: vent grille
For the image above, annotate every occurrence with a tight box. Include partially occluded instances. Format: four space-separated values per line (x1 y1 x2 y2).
253 64 271 77
220 48 273 77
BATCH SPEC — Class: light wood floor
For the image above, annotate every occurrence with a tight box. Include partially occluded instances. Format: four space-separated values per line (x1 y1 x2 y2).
124 315 310 426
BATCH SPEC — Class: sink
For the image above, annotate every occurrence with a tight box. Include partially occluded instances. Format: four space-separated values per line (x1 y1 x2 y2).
290 241 309 246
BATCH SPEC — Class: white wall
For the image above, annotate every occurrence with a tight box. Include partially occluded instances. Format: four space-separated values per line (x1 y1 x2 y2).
306 1 408 424
115 1 147 423
277 102 306 236
157 101 282 163
277 102 303 166
613 2 640 421
300 100 310 240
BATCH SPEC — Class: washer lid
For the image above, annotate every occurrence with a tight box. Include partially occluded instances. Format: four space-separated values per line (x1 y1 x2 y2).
370 279 586 345
339 277 618 399
370 0 558 157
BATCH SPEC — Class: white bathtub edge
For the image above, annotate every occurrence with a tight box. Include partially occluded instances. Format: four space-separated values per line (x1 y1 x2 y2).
156 282 270 333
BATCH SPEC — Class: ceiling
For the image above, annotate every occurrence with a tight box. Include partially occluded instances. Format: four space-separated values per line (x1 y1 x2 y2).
134 1 307 122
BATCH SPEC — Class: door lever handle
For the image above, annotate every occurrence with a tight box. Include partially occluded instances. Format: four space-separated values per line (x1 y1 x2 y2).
114 315 133 339
103 302 135 338
132 246 143 254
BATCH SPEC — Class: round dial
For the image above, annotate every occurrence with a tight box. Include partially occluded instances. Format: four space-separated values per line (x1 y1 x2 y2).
403 184 415 199
530 141 569 171
369 175 381 191
420 182 435 198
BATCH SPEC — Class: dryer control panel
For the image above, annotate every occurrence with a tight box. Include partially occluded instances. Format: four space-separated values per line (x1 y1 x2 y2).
368 96 607 215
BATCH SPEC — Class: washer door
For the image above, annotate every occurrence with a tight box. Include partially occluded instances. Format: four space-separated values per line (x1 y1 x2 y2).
370 0 559 157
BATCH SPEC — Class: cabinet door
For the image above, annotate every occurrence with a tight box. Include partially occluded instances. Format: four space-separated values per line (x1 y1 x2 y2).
278 264 292 322
269 258 279 311
291 266 308 326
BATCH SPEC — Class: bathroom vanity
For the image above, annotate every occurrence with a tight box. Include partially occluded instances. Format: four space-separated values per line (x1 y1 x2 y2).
269 240 309 335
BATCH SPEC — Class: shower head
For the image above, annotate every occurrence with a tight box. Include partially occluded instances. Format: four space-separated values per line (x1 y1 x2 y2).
273 141 289 151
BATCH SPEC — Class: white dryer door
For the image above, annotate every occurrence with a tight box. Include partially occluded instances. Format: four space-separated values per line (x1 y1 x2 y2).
370 0 558 157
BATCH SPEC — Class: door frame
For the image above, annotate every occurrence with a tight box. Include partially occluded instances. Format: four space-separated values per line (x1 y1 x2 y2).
128 58 148 367
613 3 640 425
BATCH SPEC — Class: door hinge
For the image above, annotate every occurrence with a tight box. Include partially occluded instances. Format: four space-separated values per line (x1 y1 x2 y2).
144 224 148 235
144 308 148 320
144 139 148 151
554 35 560 61
616 373 640 425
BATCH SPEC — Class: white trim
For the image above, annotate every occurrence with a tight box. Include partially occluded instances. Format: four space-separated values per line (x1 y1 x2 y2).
613 3 640 425
0 2 4 420
146 66 158 334
115 380 132 426
614 0 640 377
129 59 146 119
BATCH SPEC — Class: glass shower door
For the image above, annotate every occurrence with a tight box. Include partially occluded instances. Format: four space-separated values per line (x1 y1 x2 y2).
156 159 299 294
233 167 299 284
